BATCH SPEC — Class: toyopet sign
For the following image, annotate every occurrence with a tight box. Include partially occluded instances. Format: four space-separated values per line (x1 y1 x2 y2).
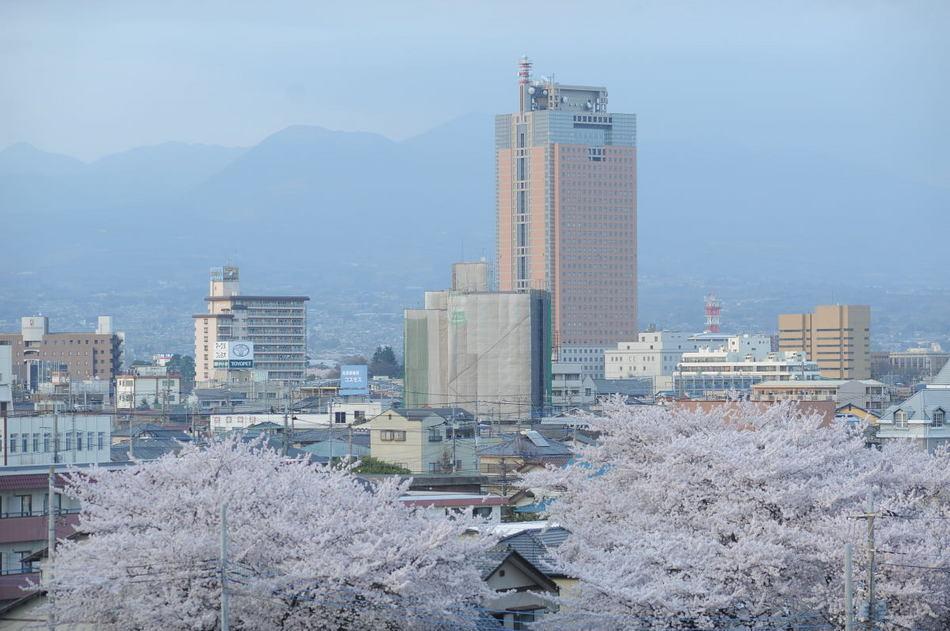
213 341 255 369
340 364 368 396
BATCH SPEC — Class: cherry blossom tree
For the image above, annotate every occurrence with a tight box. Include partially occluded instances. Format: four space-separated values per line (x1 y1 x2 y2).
526 400 950 630
49 437 494 630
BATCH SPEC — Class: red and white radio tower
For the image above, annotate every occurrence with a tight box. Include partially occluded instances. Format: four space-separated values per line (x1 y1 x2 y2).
704 293 721 333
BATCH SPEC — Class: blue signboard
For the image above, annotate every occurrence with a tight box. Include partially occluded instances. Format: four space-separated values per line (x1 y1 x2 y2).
340 364 369 396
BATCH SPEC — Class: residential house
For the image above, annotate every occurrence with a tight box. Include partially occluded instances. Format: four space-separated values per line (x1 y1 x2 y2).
362 408 477 474
876 361 950 452
478 431 573 499
481 547 559 629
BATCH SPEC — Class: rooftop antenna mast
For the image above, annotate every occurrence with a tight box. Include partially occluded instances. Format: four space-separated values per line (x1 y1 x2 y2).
518 55 532 113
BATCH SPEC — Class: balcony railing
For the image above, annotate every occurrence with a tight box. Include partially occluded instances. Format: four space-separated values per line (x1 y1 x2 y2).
0 508 80 520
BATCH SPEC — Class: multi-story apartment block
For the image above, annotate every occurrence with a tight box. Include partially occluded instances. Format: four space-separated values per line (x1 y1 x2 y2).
0 316 123 392
0 413 113 599
674 334 821 399
496 57 637 379
778 305 871 379
550 362 596 414
194 267 309 383
752 379 889 414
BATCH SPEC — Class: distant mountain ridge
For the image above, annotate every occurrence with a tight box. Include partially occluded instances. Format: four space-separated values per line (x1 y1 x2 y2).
1 114 947 294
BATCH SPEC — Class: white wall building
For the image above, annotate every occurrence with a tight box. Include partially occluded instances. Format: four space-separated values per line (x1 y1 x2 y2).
328 400 386 425
117 375 181 410
0 342 12 406
674 335 821 399
604 331 697 381
210 412 330 434
1 414 112 467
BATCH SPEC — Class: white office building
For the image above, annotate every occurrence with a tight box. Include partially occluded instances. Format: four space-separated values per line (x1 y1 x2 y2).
117 374 181 410
674 334 821 399
605 331 698 381
1 414 112 467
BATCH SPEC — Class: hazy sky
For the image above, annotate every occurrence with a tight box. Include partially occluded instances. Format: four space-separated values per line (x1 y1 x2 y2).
2 1 948 185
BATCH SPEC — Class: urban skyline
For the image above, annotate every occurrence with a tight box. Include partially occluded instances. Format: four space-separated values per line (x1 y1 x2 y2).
2 4 949 628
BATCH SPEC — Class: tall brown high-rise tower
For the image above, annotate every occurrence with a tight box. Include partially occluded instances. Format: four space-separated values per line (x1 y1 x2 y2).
496 57 637 377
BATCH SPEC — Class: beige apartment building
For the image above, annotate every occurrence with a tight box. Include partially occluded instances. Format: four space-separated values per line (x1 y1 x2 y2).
778 305 871 379
751 379 889 414
194 267 309 383
0 316 123 392
496 58 637 378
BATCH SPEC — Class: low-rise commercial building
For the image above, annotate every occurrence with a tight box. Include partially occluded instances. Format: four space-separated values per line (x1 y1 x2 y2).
1 414 112 467
880 345 950 384
116 374 181 410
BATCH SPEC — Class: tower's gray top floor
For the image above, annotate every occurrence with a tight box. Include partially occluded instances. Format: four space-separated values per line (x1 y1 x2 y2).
495 110 637 150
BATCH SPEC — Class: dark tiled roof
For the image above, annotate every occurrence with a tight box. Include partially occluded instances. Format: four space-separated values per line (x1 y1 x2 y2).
496 527 570 578
477 434 573 459
111 437 184 462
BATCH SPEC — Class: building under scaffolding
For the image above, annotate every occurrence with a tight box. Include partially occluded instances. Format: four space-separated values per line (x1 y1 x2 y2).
404 263 550 421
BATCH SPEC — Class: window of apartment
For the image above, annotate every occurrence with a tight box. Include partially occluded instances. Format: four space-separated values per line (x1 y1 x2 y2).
15 494 32 517
76 432 83 451
87 432 94 450
21 434 28 453
32 433 39 453
97 432 104 450
43 433 50 452
9 433 17 453
16 550 33 573
428 429 443 442
65 432 73 451
380 430 406 442
334 411 347 424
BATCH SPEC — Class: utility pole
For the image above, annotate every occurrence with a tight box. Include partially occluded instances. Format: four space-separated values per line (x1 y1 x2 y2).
451 421 457 473
851 490 879 630
865 492 877 631
47 411 59 631
844 543 854 631
347 422 353 462
219 503 230 631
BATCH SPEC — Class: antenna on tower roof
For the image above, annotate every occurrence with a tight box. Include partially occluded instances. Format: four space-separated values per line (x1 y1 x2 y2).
518 55 533 113
704 293 721 334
